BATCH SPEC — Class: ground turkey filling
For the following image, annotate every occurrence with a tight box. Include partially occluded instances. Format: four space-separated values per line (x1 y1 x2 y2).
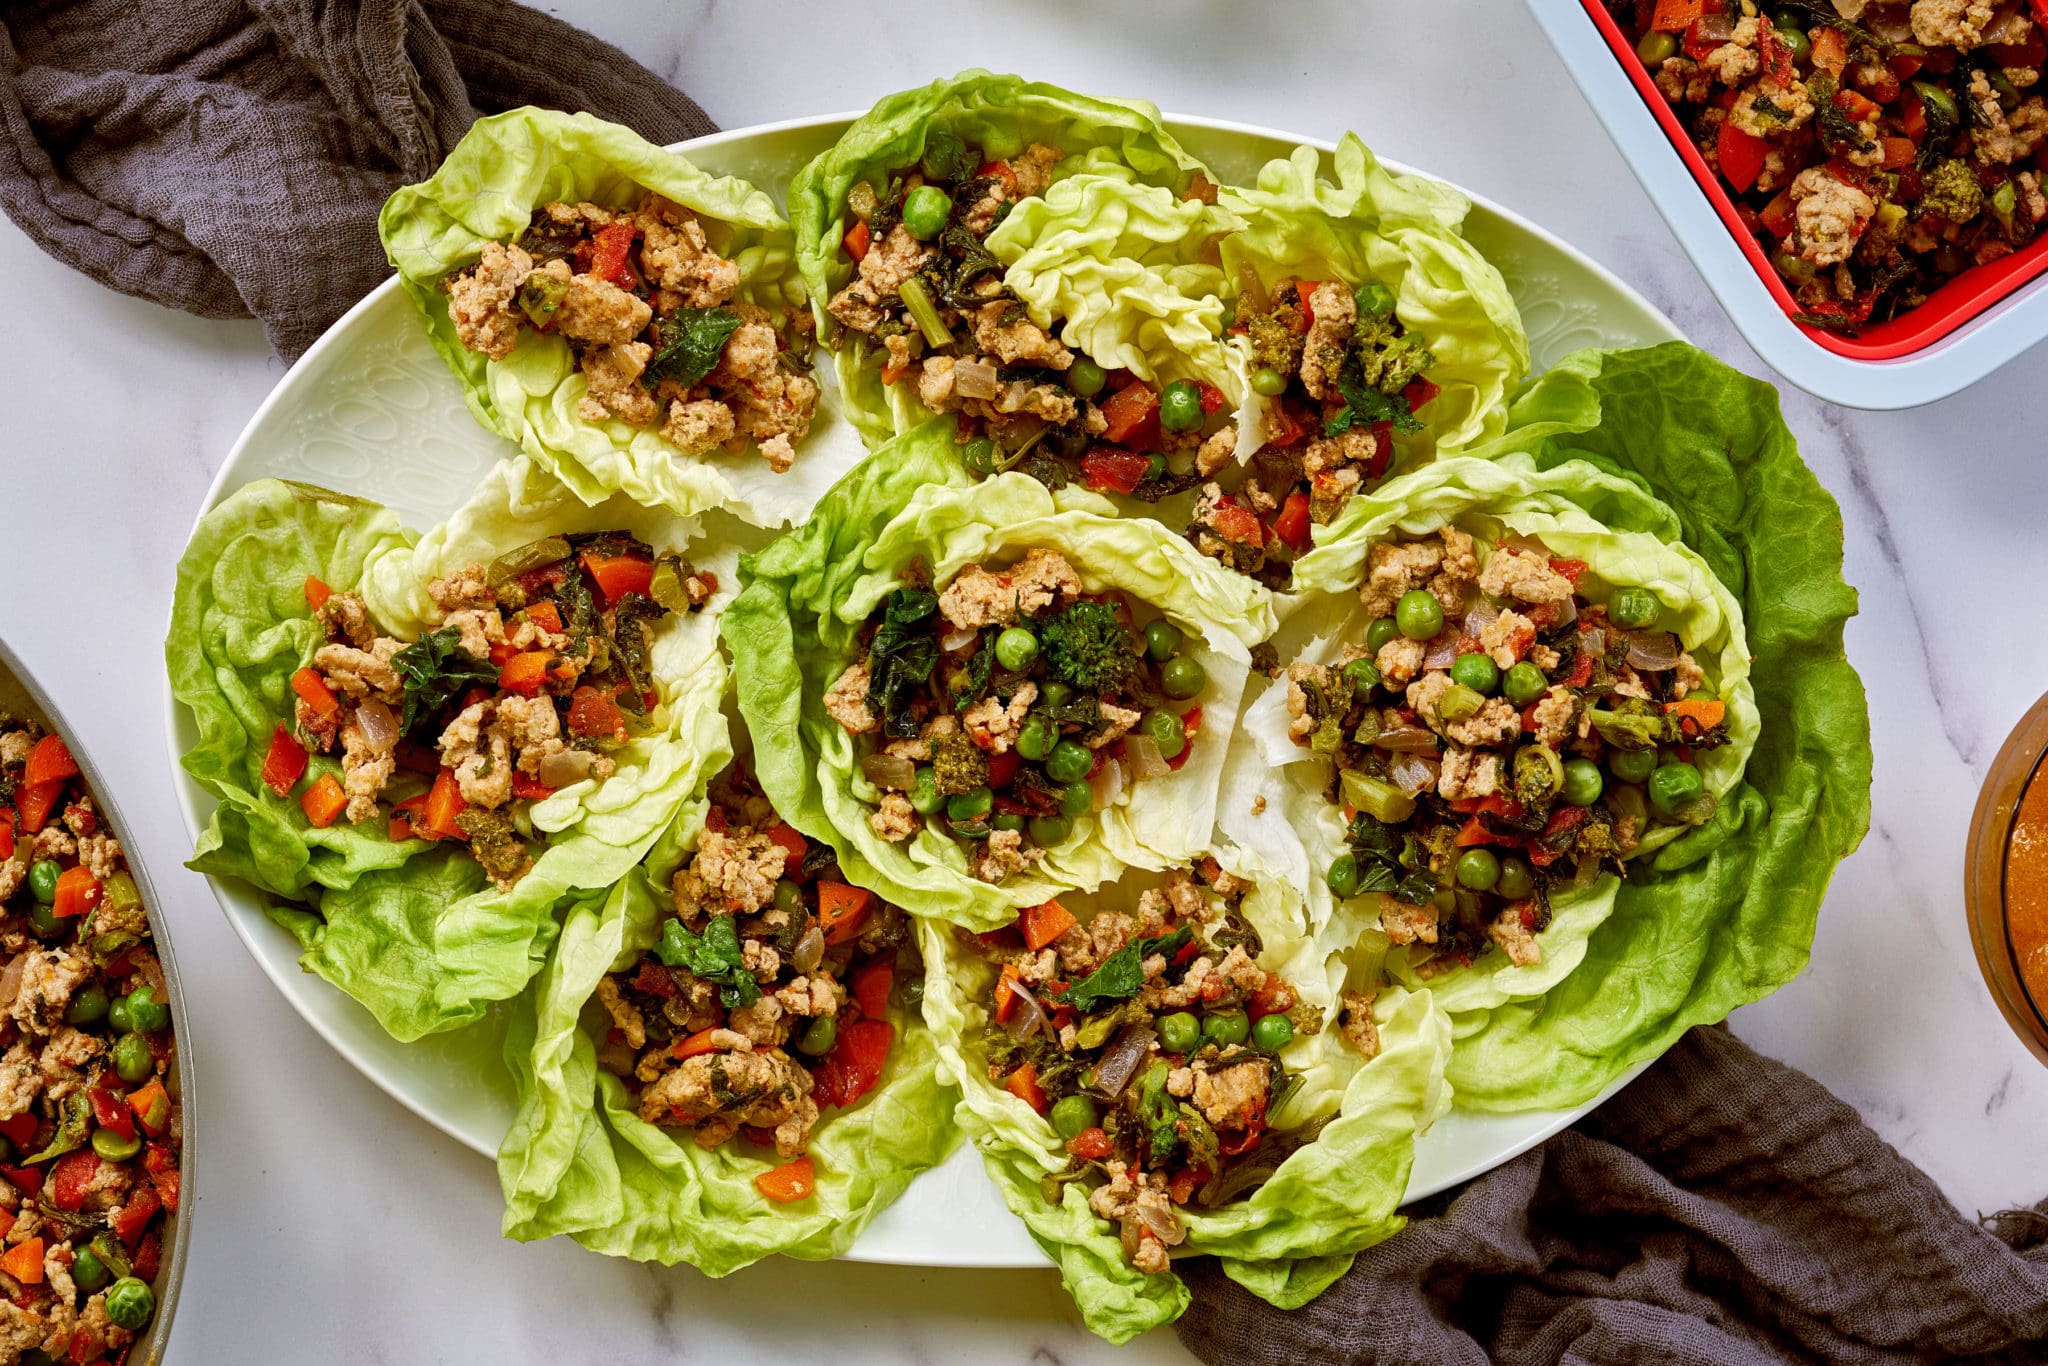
444 195 819 471
280 534 707 890
823 549 1209 884
973 862 1377 1274
0 721 182 1361
595 769 915 1162
1284 527 1731 971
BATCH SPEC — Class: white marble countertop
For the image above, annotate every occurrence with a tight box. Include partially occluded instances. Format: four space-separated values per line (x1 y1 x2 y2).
2 0 2042 1359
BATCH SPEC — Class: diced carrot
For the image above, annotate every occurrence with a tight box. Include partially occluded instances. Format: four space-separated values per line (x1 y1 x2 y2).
1293 279 1324 331
1811 24 1848 74
566 685 626 740
388 813 415 842
22 735 77 789
818 881 873 944
1168 1168 1202 1205
765 822 808 870
1548 557 1588 584
588 221 637 285
497 651 554 697
1650 0 1702 31
15 781 60 834
813 1019 893 1108
52 866 101 920
0 810 14 862
419 768 468 841
843 217 872 262
1080 448 1154 496
261 725 308 798
1003 1061 1048 1113
290 667 341 721
852 960 893 1019
1066 1126 1112 1160
755 1155 816 1204
1667 697 1727 728
579 552 654 607
524 601 563 634
1716 120 1768 193
129 1078 171 1137
1271 491 1312 551
881 358 910 385
299 773 347 828
0 1114 36 1148
671 1026 728 1060
1020 899 1077 952
1099 382 1159 446
1878 136 1917 171
993 962 1024 1023
0 1237 43 1284
303 575 332 609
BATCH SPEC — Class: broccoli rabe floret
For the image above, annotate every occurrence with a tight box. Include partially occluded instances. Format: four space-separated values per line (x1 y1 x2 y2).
1919 159 1983 225
929 726 989 796
1040 601 1139 694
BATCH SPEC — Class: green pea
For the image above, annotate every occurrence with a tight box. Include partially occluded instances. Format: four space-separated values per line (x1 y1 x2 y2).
70 1246 108 1294
1608 747 1658 784
126 987 168 1035
893 976 925 1010
946 787 994 822
1636 29 1679 64
909 766 945 815
108 995 133 1035
1161 655 1207 700
1776 24 1811 64
66 987 109 1027
900 184 953 240
1455 847 1501 892
1609 586 1660 630
1016 715 1058 762
1325 854 1363 899
1250 365 1288 397
28 861 59 905
1159 380 1205 433
995 627 1039 672
1203 1010 1250 1048
1141 709 1186 761
1046 741 1094 785
1394 590 1444 641
1027 814 1073 848
1353 281 1396 318
1050 1094 1099 1140
958 436 999 477
1341 657 1382 693
774 879 805 915
1145 453 1168 482
113 1033 153 1085
105 1278 155 1333
992 811 1026 834
1157 1011 1202 1054
1059 781 1093 818
1040 681 1073 710
1252 1013 1294 1052
1502 661 1548 705
1496 857 1535 901
1648 761 1704 816
1450 652 1499 696
92 1127 141 1163
1364 618 1401 655
797 1015 838 1056
1067 358 1107 398
1143 619 1183 662
1562 758 1605 807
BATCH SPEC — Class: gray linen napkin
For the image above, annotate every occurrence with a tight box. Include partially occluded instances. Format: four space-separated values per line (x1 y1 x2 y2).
0 0 715 358
1175 1025 2048 1365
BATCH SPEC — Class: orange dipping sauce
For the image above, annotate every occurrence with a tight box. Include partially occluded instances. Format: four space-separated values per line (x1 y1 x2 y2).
1967 693 2048 1065
2007 770 2048 1009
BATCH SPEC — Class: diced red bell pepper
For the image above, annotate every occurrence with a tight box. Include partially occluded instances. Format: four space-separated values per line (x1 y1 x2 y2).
1759 188 1797 239
1403 377 1440 412
0 809 13 862
1292 280 1324 332
89 1089 135 1143
16 780 60 835
1716 120 1769 193
986 747 1020 789
755 1156 815 1204
579 552 655 608
1168 1167 1202 1205
1066 1126 1112 1160
1267 399 1313 448
132 1226 163 1282
1218 1122 1266 1157
129 1078 171 1137
588 221 637 286
303 575 332 609
1455 816 1516 849
1196 381 1227 414
143 1143 180 1214
566 685 627 740
977 159 1019 193
510 772 556 802
497 651 555 697
111 1183 160 1247
290 667 341 722
0 1115 32 1149
48 1151 101 1212
1080 449 1153 496
852 960 893 1019
814 1018 894 1108
523 600 563 635
1833 87 1882 124
1564 652 1596 688
260 725 308 799
1208 496 1264 547
0 1164 42 1196
764 822 807 871
1879 137 1917 171
1271 491 1312 551
843 217 872 262
1811 25 1849 75
1649 0 1704 31
1099 383 1160 446
1166 704 1202 772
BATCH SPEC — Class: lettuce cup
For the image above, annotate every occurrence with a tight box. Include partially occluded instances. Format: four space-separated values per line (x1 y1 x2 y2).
1178 136 1529 588
1228 453 1757 1015
498 758 956 1275
168 461 732 1039
727 420 1276 932
381 108 862 529
922 854 1450 1342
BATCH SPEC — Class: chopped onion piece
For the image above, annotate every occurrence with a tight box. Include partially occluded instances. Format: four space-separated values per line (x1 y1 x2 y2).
1126 736 1170 781
1372 722 1441 754
537 748 596 789
353 698 399 752
791 925 825 974
1090 756 1124 812
862 753 917 791
1085 1024 1157 1100
1388 751 1441 797
941 627 978 653
1552 594 1578 627
1624 630 1681 673
1423 635 1459 671
1695 11 1735 41
1136 1199 1183 1244
1462 604 1500 639
954 357 1001 400
0 953 23 1008
1002 982 1050 1041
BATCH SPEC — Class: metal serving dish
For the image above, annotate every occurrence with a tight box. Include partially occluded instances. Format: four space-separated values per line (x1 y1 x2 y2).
0 641 191 1364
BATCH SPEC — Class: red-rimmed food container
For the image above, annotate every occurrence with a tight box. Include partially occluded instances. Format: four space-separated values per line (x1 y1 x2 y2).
1528 1 2048 407
1967 692 2048 1066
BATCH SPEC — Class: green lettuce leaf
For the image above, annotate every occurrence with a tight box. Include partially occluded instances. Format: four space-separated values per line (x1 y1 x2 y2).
919 858 1450 1342
378 107 860 529
1218 133 1528 470
788 71 1210 441
728 420 1278 931
1440 342 1870 1107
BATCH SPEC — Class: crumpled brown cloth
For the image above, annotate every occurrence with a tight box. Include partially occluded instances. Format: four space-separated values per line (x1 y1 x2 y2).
1178 1027 2048 1365
0 0 715 357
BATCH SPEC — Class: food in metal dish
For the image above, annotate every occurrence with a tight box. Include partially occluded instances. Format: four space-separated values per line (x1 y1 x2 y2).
1605 0 2048 330
0 722 179 1360
1964 690 2048 1064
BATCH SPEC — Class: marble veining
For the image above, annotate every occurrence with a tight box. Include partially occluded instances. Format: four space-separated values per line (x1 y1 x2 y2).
2 0 2043 1359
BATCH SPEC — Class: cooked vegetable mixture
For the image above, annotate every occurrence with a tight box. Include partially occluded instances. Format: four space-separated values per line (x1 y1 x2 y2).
824 134 1239 499
594 768 916 1199
444 197 820 469
971 863 1370 1273
0 722 179 1361
823 549 1209 883
1191 277 1440 585
1611 0 2048 328
1289 527 1729 969
274 533 706 889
